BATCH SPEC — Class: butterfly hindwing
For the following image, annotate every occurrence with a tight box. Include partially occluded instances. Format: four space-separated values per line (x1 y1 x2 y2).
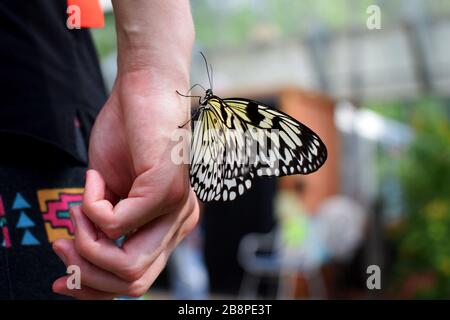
190 109 226 202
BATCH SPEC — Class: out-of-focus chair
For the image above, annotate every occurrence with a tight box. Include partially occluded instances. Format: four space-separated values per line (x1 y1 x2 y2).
237 225 327 299
237 195 366 299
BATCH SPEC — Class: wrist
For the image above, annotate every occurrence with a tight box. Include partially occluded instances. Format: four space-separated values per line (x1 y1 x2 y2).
115 68 188 103
112 0 195 77
116 46 192 88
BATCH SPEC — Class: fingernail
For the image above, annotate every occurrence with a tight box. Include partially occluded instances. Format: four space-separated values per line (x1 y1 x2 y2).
70 209 77 229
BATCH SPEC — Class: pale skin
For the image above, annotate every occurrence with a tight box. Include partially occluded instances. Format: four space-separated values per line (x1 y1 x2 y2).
51 0 199 299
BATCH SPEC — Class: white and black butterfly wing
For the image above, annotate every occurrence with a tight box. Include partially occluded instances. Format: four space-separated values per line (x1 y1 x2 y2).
190 97 327 202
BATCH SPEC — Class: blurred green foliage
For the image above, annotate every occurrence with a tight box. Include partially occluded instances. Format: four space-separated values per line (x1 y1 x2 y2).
385 98 450 298
91 0 450 57
91 12 116 59
191 0 450 47
193 0 377 46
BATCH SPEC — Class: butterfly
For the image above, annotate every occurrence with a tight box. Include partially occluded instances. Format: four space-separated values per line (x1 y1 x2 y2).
177 53 327 202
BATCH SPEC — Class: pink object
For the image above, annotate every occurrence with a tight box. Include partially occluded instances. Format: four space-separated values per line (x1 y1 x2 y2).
42 194 83 234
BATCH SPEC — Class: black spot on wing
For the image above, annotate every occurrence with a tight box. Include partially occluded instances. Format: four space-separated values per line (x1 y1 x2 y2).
247 101 265 125
220 102 228 124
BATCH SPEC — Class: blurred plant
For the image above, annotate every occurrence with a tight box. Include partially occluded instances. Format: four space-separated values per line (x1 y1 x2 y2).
91 1 450 55
191 0 450 48
390 98 450 298
91 13 116 59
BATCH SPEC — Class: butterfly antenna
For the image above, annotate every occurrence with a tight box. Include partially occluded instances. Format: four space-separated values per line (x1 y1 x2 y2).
200 52 213 90
176 90 202 100
178 118 193 129
209 64 214 91
185 83 207 95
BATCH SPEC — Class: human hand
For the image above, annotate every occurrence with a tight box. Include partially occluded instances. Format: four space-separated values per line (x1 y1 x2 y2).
52 193 198 299
51 69 199 298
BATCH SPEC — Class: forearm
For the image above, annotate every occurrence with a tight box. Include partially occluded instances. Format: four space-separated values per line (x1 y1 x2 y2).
112 0 195 87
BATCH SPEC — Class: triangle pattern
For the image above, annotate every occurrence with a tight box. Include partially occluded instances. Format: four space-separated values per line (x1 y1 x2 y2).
16 211 35 229
12 193 31 210
21 229 40 246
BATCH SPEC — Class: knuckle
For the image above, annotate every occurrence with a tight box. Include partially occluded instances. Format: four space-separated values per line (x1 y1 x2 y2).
81 201 95 217
74 236 95 258
102 219 124 240
167 180 190 205
182 212 199 238
126 280 150 298
187 199 200 224
188 210 200 231
117 261 146 282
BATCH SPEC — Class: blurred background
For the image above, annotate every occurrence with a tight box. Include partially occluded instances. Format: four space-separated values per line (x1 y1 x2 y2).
95 0 450 299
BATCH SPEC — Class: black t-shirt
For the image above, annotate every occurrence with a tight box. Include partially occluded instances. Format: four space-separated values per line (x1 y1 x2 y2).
0 0 107 164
